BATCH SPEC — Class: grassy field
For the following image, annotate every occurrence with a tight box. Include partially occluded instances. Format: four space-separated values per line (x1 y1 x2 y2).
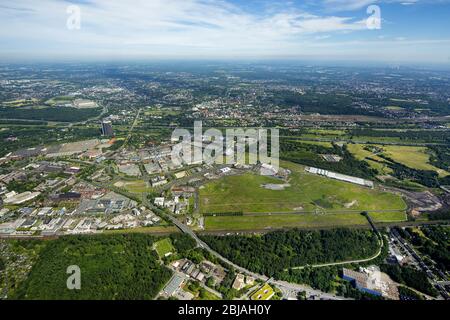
200 161 406 214
204 211 409 231
103 226 179 235
251 284 275 300
285 139 333 148
384 106 405 111
154 238 175 258
204 212 370 231
382 146 449 177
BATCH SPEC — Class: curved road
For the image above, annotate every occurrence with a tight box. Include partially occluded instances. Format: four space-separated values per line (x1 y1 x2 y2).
288 239 384 271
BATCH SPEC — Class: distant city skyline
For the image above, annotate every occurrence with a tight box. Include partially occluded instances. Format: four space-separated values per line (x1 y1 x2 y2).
1 0 450 64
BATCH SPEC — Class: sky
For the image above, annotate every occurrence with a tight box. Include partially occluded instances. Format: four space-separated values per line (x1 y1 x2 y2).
1 0 450 64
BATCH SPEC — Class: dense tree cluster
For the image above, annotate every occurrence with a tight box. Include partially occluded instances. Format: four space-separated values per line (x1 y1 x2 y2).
169 233 197 254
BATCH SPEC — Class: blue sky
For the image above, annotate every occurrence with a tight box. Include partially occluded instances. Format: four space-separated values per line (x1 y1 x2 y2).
0 0 450 64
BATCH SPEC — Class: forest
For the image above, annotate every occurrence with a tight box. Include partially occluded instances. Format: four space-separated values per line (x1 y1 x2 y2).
201 228 380 277
12 234 172 300
0 107 102 122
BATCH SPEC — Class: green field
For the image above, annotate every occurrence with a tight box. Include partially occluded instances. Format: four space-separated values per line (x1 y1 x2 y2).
200 161 406 214
251 284 275 300
154 238 175 258
382 145 449 177
347 144 448 177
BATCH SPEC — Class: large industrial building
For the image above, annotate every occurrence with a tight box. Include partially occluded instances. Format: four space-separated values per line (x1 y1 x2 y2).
306 167 374 188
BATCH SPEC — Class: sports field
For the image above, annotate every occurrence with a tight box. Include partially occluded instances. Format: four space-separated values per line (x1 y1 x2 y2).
200 161 406 214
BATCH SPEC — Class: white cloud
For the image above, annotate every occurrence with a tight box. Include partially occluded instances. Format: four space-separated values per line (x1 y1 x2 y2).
0 0 367 56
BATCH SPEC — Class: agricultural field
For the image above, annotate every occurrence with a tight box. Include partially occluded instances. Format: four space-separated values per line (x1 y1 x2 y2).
199 161 406 215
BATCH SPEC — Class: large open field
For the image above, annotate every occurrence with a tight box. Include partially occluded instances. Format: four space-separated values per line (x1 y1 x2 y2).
200 161 406 214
